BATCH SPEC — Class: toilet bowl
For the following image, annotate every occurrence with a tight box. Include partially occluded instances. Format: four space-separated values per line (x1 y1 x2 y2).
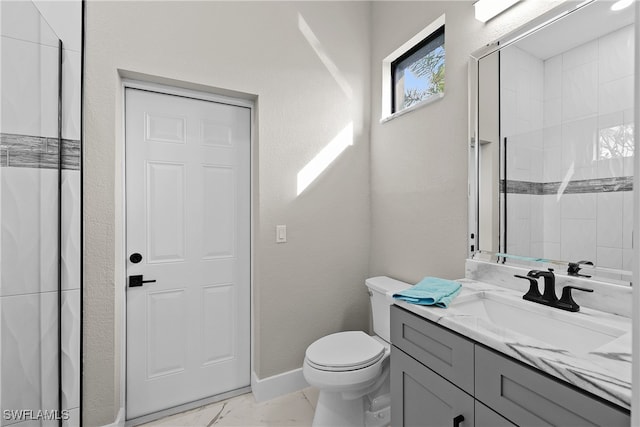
303 276 411 427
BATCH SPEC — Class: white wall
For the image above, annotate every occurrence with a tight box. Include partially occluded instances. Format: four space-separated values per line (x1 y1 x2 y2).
0 0 82 425
369 1 564 284
83 2 371 425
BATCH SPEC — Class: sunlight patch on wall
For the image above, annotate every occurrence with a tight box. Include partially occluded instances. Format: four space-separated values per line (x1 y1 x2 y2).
298 13 353 100
297 122 354 196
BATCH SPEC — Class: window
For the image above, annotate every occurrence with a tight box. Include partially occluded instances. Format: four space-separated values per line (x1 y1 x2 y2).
381 15 446 121
391 26 445 113
598 123 634 159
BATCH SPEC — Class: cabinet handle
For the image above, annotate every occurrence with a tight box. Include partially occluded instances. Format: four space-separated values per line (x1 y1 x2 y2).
453 414 464 427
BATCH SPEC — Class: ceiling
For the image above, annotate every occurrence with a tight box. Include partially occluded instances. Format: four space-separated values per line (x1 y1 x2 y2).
513 0 635 60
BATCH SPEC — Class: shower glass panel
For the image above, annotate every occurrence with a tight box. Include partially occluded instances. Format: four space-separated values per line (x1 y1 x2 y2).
1 1 66 425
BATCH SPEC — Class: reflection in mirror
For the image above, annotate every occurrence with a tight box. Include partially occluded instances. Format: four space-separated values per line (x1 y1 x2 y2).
471 0 635 285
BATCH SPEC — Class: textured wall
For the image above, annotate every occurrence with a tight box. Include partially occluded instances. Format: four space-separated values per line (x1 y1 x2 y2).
369 0 565 284
83 2 371 424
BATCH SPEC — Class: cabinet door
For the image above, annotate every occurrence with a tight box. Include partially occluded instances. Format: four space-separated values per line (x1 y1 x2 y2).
391 346 474 427
391 306 475 394
475 401 515 427
475 346 630 427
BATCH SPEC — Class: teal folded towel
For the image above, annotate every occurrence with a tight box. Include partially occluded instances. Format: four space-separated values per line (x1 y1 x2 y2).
393 277 462 308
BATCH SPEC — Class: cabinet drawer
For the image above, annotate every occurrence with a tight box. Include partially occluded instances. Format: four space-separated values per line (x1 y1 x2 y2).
390 305 474 394
475 346 630 427
391 346 474 427
475 401 515 427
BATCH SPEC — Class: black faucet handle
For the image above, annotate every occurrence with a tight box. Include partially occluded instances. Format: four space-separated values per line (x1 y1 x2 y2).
567 261 592 278
515 274 542 300
558 285 594 312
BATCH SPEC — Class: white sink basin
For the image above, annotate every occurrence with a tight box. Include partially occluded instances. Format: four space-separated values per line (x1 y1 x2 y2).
450 292 626 354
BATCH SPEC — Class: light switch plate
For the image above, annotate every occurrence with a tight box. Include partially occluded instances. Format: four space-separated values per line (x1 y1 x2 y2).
276 225 287 243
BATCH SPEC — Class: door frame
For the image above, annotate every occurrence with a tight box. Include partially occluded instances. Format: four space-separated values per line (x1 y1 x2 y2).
118 78 255 425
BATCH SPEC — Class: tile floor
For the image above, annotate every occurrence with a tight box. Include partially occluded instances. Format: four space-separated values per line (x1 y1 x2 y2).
140 387 319 427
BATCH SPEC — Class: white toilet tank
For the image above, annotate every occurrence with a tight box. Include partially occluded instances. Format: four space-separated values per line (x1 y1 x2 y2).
365 276 411 343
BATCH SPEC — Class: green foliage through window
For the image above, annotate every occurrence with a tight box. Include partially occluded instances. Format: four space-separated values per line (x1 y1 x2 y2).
392 26 445 113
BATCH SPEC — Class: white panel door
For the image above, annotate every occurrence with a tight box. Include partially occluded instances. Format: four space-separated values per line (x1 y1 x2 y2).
125 88 250 419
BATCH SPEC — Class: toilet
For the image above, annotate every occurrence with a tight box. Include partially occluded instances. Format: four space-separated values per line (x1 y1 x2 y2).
303 276 410 427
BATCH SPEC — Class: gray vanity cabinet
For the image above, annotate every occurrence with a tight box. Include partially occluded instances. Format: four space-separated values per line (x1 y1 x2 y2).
475 346 630 426
390 305 630 427
391 347 474 427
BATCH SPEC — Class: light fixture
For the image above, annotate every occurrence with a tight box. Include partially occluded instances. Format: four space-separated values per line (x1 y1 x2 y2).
474 0 522 23
610 0 633 11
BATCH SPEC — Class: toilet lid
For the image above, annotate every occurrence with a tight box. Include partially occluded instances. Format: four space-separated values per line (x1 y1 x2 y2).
305 331 385 372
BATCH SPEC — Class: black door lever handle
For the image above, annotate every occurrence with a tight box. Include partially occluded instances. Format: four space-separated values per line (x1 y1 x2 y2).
129 275 156 287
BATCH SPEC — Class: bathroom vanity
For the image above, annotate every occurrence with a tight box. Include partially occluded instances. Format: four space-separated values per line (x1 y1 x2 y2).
390 305 629 426
389 270 632 427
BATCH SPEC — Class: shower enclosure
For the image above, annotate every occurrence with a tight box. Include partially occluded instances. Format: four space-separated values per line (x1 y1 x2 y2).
1 1 80 425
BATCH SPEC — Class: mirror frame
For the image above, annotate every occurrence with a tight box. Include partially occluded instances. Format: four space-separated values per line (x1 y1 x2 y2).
468 0 633 285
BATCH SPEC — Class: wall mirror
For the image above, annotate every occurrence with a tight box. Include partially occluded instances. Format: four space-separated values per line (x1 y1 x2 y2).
469 0 635 285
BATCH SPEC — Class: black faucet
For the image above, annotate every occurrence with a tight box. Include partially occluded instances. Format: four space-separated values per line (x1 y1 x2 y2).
515 268 593 312
526 268 558 303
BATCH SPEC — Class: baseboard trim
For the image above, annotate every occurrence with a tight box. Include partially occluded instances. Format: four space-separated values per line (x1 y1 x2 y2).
251 368 309 402
104 407 125 427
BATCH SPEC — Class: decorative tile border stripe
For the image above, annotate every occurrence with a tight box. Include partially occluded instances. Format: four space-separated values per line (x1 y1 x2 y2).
500 177 633 195
0 133 80 170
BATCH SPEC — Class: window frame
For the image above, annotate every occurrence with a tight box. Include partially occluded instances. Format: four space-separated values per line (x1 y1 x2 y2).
390 25 445 114
381 14 446 123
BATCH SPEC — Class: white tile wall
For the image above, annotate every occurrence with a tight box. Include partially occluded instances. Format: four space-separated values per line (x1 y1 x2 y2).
542 195 561 243
1 168 58 297
62 50 82 141
0 1 59 47
0 36 59 138
562 38 598 70
543 55 562 103
622 191 633 250
623 108 634 176
62 171 81 291
598 25 634 86
501 46 544 139
561 60 598 121
560 218 597 262
597 246 623 270
61 289 80 410
503 24 634 269
62 408 80 427
1 0 82 421
599 75 634 116
32 1 82 53
596 112 626 178
596 192 623 248
1 292 58 423
561 193 597 220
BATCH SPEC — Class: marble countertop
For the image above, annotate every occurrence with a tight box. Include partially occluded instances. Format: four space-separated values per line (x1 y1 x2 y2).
392 279 632 410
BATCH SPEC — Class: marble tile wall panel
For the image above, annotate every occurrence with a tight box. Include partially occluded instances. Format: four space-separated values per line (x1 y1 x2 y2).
1 292 58 426
1 168 58 297
1 134 80 170
502 176 633 194
61 171 81 291
1 1 82 423
61 290 80 410
0 2 58 47
0 36 59 139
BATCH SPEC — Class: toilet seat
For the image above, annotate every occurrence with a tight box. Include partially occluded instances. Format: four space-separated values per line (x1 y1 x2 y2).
305 331 385 372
